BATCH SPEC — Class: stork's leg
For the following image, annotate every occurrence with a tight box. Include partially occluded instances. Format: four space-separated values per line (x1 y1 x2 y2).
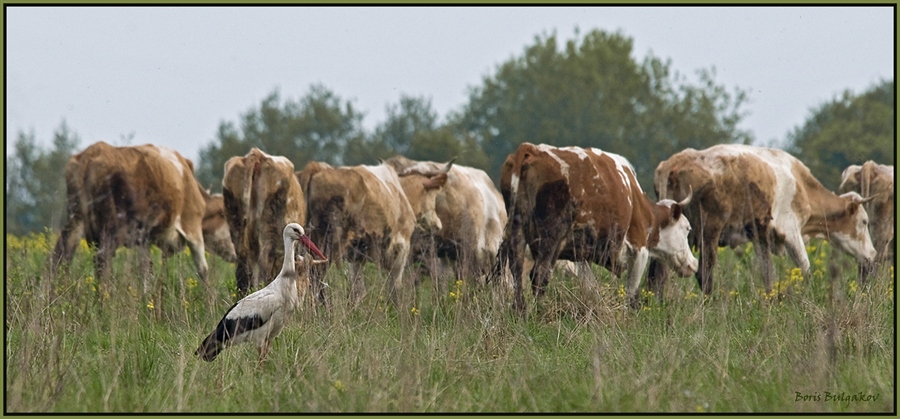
258 340 271 363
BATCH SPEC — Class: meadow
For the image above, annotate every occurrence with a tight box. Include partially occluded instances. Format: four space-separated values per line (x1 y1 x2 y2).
5 232 895 413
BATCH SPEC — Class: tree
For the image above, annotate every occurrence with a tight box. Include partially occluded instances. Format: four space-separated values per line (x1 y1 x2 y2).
6 121 80 235
196 85 366 190
456 29 751 190
344 94 490 170
785 79 894 191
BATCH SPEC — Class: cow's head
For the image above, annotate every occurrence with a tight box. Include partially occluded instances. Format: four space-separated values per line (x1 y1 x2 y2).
201 189 237 262
650 191 698 277
828 192 877 265
397 159 454 234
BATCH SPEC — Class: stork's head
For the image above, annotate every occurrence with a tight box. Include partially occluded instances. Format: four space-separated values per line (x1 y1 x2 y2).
284 223 327 261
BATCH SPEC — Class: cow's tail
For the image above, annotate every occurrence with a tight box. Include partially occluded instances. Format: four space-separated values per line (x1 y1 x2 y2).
489 160 523 286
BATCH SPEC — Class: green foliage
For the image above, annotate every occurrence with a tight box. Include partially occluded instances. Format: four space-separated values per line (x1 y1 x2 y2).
6 233 894 412
195 85 366 191
5 121 80 235
343 95 490 170
785 79 894 191
456 29 751 190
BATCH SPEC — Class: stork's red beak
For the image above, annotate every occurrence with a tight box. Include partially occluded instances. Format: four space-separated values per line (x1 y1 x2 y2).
300 234 327 260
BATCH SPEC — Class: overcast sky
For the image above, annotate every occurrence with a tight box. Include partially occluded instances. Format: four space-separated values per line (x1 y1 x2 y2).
6 6 894 164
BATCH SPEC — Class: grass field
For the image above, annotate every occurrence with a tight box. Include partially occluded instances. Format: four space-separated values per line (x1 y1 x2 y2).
5 232 895 413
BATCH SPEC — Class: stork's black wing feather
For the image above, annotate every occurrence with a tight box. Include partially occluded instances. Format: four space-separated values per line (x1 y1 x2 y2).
195 300 269 362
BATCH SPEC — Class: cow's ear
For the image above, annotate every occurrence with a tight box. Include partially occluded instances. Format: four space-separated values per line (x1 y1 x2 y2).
667 168 679 191
424 173 448 190
845 200 860 216
671 203 683 221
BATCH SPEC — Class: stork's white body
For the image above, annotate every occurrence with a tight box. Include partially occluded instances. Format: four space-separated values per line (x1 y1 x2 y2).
196 223 325 362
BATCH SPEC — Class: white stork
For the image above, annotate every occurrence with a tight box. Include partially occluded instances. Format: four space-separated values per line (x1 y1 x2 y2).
195 222 327 362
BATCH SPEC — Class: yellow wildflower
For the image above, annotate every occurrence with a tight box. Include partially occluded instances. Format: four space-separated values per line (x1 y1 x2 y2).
685 291 698 300
79 238 90 252
186 277 197 290
641 289 655 299
147 300 155 310
729 290 739 298
333 380 345 392
617 284 626 298
848 280 858 295
410 307 419 316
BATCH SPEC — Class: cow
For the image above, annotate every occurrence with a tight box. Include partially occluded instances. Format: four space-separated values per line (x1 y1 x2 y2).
50 141 236 291
652 144 877 297
840 161 894 269
493 143 698 312
384 156 507 282
297 160 450 306
222 148 306 296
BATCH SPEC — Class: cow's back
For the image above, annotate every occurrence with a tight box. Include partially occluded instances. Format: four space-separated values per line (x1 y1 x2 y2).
655 145 785 245
222 148 306 292
387 157 507 264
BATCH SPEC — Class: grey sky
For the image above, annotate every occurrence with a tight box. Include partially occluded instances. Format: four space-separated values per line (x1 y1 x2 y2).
6 6 894 164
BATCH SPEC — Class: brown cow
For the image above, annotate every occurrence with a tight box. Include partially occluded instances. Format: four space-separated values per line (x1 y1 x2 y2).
653 144 877 296
51 141 235 289
840 161 894 267
384 156 507 281
297 160 450 306
223 148 306 295
494 143 698 312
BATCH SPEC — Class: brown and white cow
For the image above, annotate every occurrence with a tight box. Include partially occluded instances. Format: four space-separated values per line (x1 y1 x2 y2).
384 156 507 280
51 141 235 288
840 161 894 266
493 143 698 312
223 148 306 295
297 160 450 306
653 144 877 296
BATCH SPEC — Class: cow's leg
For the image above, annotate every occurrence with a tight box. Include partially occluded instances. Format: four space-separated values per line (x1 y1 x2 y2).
625 247 649 309
507 228 527 313
256 239 275 290
754 236 775 297
138 244 154 296
348 261 366 306
697 224 722 295
50 219 83 278
647 259 669 302
310 261 330 308
386 240 411 307
784 229 811 278
183 232 210 283
233 260 250 297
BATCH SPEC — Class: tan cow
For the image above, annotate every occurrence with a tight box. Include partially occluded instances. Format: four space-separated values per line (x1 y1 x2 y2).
297 160 449 306
840 161 894 266
223 148 306 295
493 143 698 312
384 156 507 281
653 144 877 296
50 141 235 288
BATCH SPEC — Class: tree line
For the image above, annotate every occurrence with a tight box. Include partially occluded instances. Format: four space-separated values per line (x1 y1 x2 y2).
6 29 894 236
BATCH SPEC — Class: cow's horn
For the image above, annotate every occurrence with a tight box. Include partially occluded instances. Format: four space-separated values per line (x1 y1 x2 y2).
677 186 693 206
858 193 878 204
441 157 457 174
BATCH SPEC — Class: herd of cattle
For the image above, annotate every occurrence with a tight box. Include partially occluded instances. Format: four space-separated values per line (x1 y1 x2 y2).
49 141 893 312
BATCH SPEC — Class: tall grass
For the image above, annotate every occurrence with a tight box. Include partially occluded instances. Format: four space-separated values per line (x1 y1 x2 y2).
5 233 894 412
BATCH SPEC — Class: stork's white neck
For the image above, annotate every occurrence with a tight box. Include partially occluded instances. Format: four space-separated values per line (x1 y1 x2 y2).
279 234 297 278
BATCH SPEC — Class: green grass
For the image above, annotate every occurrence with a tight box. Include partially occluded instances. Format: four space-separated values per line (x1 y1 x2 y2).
5 233 895 412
